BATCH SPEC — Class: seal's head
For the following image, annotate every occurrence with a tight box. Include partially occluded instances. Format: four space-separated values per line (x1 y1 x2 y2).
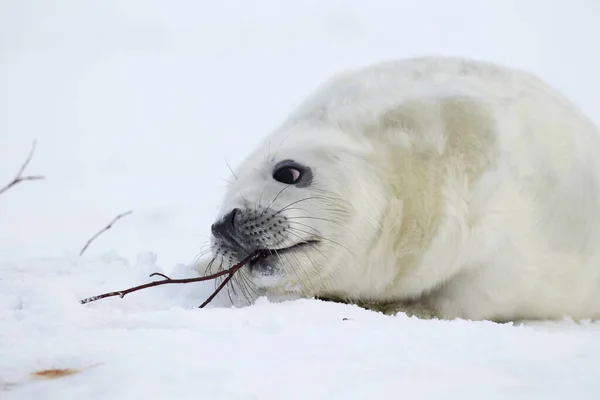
209 122 387 298
207 60 497 304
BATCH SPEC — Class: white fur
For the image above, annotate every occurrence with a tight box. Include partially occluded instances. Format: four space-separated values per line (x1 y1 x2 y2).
198 56 600 322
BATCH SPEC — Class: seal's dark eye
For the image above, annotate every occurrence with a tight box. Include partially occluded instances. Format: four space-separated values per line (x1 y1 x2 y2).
273 166 302 184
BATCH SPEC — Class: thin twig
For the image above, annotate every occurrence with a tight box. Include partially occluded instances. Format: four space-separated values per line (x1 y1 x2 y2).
79 252 257 307
198 271 236 308
79 210 133 256
0 140 45 197
149 272 171 280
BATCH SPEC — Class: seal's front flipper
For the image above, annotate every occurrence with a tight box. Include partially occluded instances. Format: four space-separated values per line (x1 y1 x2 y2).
355 299 441 320
316 296 441 320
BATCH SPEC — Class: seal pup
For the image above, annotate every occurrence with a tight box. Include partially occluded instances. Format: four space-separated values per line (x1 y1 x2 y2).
196 56 600 322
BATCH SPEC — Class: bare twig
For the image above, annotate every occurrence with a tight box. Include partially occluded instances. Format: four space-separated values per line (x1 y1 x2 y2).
149 272 171 280
79 210 133 256
79 252 257 307
0 140 45 197
198 270 237 308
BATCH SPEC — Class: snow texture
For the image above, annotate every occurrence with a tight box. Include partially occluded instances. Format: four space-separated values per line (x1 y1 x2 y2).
1 1 600 399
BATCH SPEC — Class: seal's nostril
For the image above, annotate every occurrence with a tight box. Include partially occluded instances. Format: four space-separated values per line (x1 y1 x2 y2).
228 208 239 227
211 208 241 239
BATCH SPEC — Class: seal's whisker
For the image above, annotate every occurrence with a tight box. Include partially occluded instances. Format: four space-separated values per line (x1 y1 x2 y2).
278 206 347 215
272 194 348 216
286 216 355 234
229 266 250 304
270 235 299 279
236 188 250 210
255 186 267 215
312 189 352 204
205 256 238 305
261 185 292 216
193 245 213 264
272 197 321 216
281 249 316 291
225 261 241 297
225 157 238 181
236 270 260 303
231 268 258 307
195 242 211 251
203 256 220 276
269 133 293 163
271 233 310 288
285 220 327 239
287 226 355 257
276 230 321 286
228 274 241 302
284 228 332 265
225 275 237 305
283 229 331 267
264 141 271 163
278 231 328 290
208 254 238 306
282 252 313 292
194 247 212 257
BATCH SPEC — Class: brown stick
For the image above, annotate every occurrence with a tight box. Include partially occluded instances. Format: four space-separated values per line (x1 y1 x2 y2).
198 269 236 308
79 210 133 256
79 252 256 307
0 140 45 197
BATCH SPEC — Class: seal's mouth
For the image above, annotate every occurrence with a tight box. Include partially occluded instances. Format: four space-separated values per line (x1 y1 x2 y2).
248 240 320 269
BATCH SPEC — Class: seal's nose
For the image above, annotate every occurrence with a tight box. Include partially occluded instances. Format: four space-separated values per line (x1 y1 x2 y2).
211 208 240 240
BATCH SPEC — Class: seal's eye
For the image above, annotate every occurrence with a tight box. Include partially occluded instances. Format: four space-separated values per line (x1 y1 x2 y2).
273 166 301 185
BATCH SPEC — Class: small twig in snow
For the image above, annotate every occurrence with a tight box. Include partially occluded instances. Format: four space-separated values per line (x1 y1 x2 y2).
0 140 45 197
79 210 133 256
79 252 258 307
149 272 171 280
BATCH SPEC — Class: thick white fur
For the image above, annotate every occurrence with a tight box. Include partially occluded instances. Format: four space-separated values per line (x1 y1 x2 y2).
197 56 600 322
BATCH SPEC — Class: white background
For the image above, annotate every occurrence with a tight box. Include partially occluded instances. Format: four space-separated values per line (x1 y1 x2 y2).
2 0 599 269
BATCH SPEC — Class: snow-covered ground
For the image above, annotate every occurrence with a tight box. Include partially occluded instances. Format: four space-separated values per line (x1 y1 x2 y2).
1 1 600 398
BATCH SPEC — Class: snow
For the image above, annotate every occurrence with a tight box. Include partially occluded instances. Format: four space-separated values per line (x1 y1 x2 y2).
3 254 600 399
1 1 600 398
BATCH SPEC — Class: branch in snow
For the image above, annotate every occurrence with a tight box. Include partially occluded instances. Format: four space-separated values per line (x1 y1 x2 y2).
0 140 45 197
79 252 258 308
79 210 133 256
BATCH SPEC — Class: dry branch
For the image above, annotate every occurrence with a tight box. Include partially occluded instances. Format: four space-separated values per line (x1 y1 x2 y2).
0 140 45 197
79 252 257 308
79 210 133 256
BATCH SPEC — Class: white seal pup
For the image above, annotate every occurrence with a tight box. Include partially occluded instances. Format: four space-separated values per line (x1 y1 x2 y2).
196 56 600 322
